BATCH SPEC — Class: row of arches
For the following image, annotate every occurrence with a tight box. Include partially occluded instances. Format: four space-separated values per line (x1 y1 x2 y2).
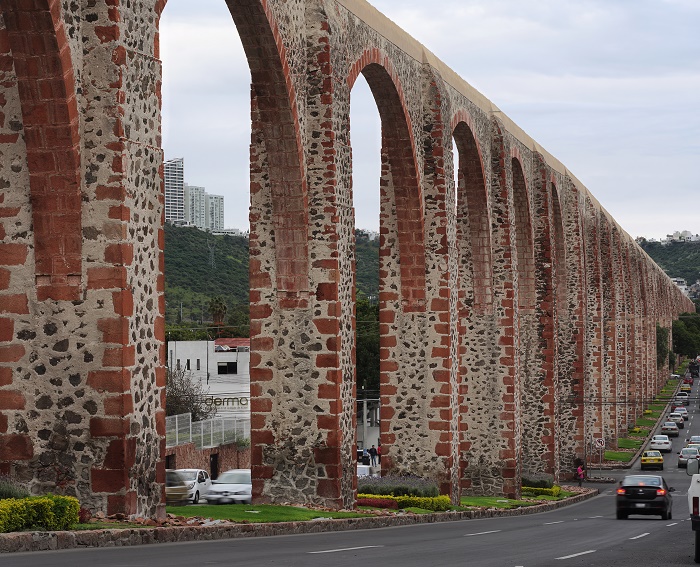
0 0 691 517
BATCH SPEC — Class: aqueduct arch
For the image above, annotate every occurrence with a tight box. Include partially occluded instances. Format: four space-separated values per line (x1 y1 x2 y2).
0 0 693 517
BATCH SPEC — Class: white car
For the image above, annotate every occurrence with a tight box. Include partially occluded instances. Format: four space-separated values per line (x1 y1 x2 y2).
675 392 690 406
174 469 211 504
650 434 672 453
205 469 252 504
673 406 689 421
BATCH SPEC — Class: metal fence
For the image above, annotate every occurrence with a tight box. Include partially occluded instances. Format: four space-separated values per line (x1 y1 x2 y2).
165 413 250 449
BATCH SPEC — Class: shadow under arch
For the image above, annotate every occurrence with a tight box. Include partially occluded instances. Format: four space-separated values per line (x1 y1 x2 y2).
225 0 310 302
452 116 492 315
349 57 426 312
511 156 535 311
2 0 82 302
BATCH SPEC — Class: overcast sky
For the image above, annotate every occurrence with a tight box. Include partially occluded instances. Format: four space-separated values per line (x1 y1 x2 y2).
160 0 699 241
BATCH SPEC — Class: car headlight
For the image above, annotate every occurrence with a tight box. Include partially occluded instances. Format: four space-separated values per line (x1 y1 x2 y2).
187 483 195 489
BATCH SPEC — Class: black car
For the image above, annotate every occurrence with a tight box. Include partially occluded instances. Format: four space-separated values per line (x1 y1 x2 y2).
616 475 674 520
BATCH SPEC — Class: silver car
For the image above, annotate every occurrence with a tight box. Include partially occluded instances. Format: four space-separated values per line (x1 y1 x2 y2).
679 447 699 468
205 469 252 504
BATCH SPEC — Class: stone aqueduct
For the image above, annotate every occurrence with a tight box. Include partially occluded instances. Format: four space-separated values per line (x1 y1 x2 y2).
0 0 693 518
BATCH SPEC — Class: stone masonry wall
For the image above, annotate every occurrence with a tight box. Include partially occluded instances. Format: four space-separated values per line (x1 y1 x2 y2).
0 0 693 516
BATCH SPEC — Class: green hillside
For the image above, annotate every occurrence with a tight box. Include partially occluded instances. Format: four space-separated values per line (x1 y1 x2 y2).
164 224 379 328
639 239 700 286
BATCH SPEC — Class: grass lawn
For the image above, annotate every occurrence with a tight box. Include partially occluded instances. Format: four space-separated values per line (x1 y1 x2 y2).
605 450 634 462
635 418 658 427
166 504 367 522
459 496 542 509
617 438 643 449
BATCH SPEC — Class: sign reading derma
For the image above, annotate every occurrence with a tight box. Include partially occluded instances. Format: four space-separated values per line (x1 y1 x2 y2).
205 396 249 408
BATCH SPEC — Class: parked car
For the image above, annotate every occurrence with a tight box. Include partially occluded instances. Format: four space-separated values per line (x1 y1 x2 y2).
641 450 664 471
678 447 699 468
205 469 252 504
175 468 212 504
668 413 685 429
650 435 672 453
165 469 189 506
673 406 689 421
616 474 674 520
661 421 680 437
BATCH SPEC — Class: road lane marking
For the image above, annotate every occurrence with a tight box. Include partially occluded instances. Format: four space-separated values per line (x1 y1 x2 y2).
309 546 383 554
544 521 563 525
588 515 603 518
629 533 649 540
464 530 502 537
556 550 596 559
667 522 678 526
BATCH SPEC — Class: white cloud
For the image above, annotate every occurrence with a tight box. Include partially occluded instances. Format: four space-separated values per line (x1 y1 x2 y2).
160 0 699 240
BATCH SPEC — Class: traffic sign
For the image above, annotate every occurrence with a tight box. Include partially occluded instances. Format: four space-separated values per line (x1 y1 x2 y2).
594 438 605 448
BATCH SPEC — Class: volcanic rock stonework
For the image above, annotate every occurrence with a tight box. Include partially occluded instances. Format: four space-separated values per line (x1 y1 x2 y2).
0 0 692 517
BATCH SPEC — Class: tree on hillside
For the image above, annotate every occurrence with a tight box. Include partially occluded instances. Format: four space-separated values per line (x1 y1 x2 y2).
657 324 669 369
673 315 700 358
209 296 228 326
356 295 379 397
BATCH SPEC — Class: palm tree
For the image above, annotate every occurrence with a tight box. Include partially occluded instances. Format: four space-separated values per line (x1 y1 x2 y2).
209 296 228 331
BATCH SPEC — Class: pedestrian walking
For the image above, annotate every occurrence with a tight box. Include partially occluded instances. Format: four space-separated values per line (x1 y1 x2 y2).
576 464 584 487
369 445 378 466
377 443 381 465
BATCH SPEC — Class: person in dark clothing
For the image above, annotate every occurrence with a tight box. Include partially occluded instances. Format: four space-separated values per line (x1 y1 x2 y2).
369 445 378 466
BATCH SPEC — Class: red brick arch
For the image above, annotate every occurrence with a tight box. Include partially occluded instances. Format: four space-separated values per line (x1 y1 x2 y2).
225 0 310 304
451 111 491 314
511 155 535 310
348 51 426 311
2 0 82 302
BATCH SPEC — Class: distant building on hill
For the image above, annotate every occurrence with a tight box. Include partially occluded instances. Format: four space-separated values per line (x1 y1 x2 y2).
165 158 225 232
662 231 700 245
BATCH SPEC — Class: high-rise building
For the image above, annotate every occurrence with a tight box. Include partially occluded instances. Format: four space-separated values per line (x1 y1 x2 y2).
184 183 207 228
164 158 185 223
165 158 225 230
206 193 225 232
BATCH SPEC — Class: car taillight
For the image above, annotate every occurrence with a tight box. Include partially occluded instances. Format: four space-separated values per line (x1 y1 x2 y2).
616 488 626 495
656 488 666 496
694 496 699 516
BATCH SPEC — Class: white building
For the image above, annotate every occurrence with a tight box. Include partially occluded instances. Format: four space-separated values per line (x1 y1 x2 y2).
167 337 380 448
206 193 225 231
164 158 185 223
167 338 250 419
184 183 207 228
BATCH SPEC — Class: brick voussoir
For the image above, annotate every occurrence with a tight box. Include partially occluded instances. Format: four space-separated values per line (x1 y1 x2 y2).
0 490 597 554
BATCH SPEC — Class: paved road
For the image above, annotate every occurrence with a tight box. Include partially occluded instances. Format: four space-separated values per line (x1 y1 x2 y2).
4 380 700 567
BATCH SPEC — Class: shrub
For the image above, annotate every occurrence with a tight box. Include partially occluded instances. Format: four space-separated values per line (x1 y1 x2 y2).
396 495 452 511
357 475 439 497
0 476 30 500
521 485 562 497
520 475 554 489
357 493 451 511
0 495 79 533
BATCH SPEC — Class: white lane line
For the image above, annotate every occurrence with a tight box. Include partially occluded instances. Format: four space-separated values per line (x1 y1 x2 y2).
464 530 502 537
667 522 679 526
629 533 650 540
588 515 603 518
309 546 383 554
556 550 596 560
544 521 564 525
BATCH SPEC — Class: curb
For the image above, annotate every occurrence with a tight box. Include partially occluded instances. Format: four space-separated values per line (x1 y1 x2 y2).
0 489 598 554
